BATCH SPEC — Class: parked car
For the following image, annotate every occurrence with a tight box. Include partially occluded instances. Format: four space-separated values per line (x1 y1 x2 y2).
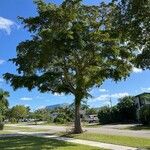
87 114 99 123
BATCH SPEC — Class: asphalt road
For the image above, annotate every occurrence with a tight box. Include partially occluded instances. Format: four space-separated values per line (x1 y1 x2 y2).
6 123 150 139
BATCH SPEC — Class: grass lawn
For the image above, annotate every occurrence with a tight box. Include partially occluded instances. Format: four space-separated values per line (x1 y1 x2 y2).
0 130 12 134
0 136 105 150
63 132 150 149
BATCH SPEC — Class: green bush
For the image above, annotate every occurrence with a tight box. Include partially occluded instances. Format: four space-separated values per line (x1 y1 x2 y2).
139 105 150 125
98 106 120 124
111 106 121 122
98 106 112 124
0 122 4 130
47 117 53 123
54 117 65 124
117 96 136 121
53 114 69 124
98 96 137 124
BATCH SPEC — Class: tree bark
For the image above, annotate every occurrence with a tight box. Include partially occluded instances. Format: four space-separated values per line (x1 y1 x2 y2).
74 101 83 134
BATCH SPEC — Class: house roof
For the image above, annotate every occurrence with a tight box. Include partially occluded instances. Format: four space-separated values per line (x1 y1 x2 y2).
135 92 150 97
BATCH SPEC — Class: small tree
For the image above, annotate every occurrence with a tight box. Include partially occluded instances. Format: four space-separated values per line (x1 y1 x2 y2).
34 108 50 121
10 105 28 122
86 108 97 116
0 89 9 123
4 0 141 133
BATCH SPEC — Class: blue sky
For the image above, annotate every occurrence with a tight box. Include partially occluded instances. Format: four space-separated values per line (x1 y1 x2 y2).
0 0 150 110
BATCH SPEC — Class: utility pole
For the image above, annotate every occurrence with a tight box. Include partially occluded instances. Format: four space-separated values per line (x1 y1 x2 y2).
109 96 112 108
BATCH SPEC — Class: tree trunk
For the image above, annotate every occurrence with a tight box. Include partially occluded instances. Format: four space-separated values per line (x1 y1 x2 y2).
74 102 83 134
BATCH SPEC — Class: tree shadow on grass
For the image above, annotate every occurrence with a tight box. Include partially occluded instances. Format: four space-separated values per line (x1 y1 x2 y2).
127 125 150 130
0 135 99 150
0 136 70 150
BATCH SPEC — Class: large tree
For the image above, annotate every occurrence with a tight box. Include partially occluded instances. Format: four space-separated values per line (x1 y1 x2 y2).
114 0 150 69
4 0 140 133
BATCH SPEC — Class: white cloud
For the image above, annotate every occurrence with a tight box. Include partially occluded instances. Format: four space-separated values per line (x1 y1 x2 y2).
90 92 129 102
0 59 5 65
20 97 33 101
111 92 129 98
36 106 45 110
54 93 64 96
0 17 16 34
141 87 150 92
132 67 143 73
93 94 110 102
99 88 108 92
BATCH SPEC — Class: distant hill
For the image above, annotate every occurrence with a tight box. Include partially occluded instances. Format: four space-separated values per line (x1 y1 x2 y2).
45 103 69 110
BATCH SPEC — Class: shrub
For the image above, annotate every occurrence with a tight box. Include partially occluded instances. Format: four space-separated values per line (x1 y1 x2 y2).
139 105 150 125
98 96 137 125
111 106 121 122
54 114 69 124
98 106 112 124
117 96 136 122
47 117 53 123
54 117 65 124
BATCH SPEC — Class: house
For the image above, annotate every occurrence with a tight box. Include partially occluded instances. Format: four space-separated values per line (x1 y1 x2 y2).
46 103 69 110
134 92 150 121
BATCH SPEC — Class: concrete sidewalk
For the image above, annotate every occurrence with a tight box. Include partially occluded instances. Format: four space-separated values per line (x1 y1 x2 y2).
18 132 138 150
